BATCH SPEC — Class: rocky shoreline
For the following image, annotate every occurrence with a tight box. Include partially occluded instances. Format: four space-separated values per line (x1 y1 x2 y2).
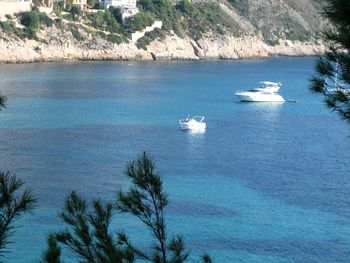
0 31 325 64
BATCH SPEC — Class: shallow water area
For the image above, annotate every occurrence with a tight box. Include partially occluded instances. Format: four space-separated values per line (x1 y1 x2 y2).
0 58 349 262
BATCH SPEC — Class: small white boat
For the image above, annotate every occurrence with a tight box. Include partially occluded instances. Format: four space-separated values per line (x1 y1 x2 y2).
235 81 285 102
179 116 206 131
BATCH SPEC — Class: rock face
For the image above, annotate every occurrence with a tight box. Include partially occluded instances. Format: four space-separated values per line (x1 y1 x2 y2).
0 27 152 63
148 34 325 60
0 29 325 63
226 0 327 43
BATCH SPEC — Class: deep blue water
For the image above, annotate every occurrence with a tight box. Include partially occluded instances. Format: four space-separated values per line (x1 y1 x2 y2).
0 57 349 262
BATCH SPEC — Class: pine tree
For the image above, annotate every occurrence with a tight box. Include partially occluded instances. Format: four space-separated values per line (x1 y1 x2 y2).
0 95 6 111
310 0 350 122
42 191 131 263
0 172 37 255
116 152 188 263
42 152 211 263
41 234 62 263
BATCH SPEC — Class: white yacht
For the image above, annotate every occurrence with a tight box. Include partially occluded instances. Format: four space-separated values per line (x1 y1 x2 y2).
235 81 285 102
255 81 281 93
179 116 206 131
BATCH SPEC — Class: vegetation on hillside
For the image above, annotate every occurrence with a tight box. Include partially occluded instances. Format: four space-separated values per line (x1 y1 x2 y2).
0 0 242 49
137 0 241 40
227 0 325 45
86 10 123 33
0 0 325 48
0 10 53 40
127 11 154 32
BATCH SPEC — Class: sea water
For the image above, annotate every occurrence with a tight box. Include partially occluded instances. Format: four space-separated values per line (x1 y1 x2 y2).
0 57 349 262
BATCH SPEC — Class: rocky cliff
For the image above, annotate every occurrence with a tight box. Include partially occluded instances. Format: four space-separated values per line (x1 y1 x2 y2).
0 0 327 63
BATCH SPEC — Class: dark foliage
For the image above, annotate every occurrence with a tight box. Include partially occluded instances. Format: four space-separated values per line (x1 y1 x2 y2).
109 7 123 24
53 1 65 11
39 12 54 27
126 12 155 32
137 28 164 50
310 0 350 122
106 33 123 44
0 172 37 255
116 152 210 263
116 152 170 262
86 11 122 33
42 191 132 263
20 11 40 30
0 95 7 111
70 5 82 21
41 234 62 263
138 0 181 33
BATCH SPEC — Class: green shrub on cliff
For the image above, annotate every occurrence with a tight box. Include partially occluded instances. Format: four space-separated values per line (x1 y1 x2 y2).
0 20 36 40
138 0 182 33
137 0 240 40
20 11 40 32
0 21 19 36
70 5 82 21
54 18 64 29
137 27 164 50
53 0 65 11
177 0 195 16
106 33 123 44
19 11 41 39
39 12 54 27
68 24 85 41
87 11 122 33
15 11 54 39
126 11 155 32
109 7 123 24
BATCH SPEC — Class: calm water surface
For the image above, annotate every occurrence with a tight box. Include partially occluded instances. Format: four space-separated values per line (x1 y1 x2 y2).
0 58 349 262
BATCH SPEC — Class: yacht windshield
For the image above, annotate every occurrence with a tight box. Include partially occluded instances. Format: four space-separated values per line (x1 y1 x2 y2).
248 90 260 92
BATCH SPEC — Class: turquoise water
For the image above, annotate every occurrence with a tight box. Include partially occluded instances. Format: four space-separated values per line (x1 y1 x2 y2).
0 58 349 262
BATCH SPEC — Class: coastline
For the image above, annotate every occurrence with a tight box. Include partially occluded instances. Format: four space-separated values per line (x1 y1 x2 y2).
0 33 325 64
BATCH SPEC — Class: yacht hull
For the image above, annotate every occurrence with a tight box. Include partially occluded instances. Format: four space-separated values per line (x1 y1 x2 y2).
235 81 285 102
235 93 285 102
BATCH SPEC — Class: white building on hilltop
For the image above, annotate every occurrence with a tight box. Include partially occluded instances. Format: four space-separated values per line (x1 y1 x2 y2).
103 0 136 9
101 0 138 23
